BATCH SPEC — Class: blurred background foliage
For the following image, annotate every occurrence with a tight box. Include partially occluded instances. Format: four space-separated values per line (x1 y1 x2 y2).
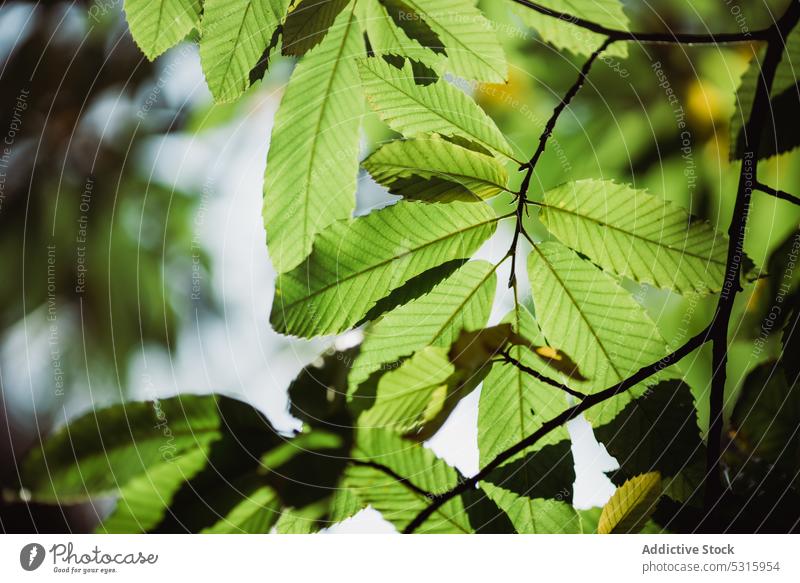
1 0 798 532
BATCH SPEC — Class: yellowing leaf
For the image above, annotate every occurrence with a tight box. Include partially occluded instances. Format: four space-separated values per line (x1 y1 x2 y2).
598 472 662 534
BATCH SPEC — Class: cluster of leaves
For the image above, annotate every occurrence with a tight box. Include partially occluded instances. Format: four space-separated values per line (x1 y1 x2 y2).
19 0 800 533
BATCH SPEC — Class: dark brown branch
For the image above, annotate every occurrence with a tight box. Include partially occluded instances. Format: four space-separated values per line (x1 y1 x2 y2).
704 1 800 518
498 350 587 400
511 0 773 44
403 327 711 533
755 181 800 206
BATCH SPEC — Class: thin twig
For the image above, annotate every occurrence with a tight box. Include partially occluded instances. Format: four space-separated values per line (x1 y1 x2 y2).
511 0 773 44
498 350 587 399
506 38 612 287
755 181 800 206
519 37 614 177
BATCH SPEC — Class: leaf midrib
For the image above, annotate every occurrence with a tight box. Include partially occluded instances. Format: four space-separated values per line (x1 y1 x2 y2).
362 62 512 158
279 212 502 310
299 2 359 251
214 0 257 96
541 202 726 266
531 244 624 381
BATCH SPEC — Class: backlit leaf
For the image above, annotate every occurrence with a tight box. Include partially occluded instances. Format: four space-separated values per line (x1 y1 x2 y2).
513 0 629 58
270 200 498 337
200 0 290 102
598 472 662 534
124 0 202 60
358 57 515 158
527 241 669 425
364 136 509 202
349 260 496 389
540 180 728 295
263 2 363 272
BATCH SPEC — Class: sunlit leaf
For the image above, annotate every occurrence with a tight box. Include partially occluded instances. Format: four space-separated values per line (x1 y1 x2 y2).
513 0 629 58
124 0 202 60
358 57 515 158
345 429 473 532
540 180 729 295
263 3 363 273
364 0 442 69
364 136 509 202
282 0 351 56
199 0 289 102
400 0 507 82
527 241 669 425
270 200 498 337
350 260 496 389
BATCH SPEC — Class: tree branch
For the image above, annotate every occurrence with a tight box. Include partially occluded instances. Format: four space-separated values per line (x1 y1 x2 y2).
403 327 711 533
703 1 800 519
510 0 773 44
755 181 800 206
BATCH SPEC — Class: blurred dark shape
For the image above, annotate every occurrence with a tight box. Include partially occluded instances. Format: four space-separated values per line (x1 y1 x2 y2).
1 1 209 532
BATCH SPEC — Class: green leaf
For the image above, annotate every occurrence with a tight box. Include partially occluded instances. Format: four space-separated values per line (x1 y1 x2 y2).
598 472 662 534
282 0 350 56
346 429 473 532
124 0 202 60
514 0 629 58
274 507 321 533
731 361 800 469
22 395 234 502
480 443 582 533
594 380 705 501
401 0 507 82
478 306 571 460
349 260 496 388
539 180 728 295
263 2 363 273
527 241 669 425
378 0 444 55
201 486 282 533
199 0 289 103
730 29 800 160
358 346 455 434
364 136 509 202
476 306 580 533
358 57 515 158
270 200 498 337
364 0 442 70
98 448 210 533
